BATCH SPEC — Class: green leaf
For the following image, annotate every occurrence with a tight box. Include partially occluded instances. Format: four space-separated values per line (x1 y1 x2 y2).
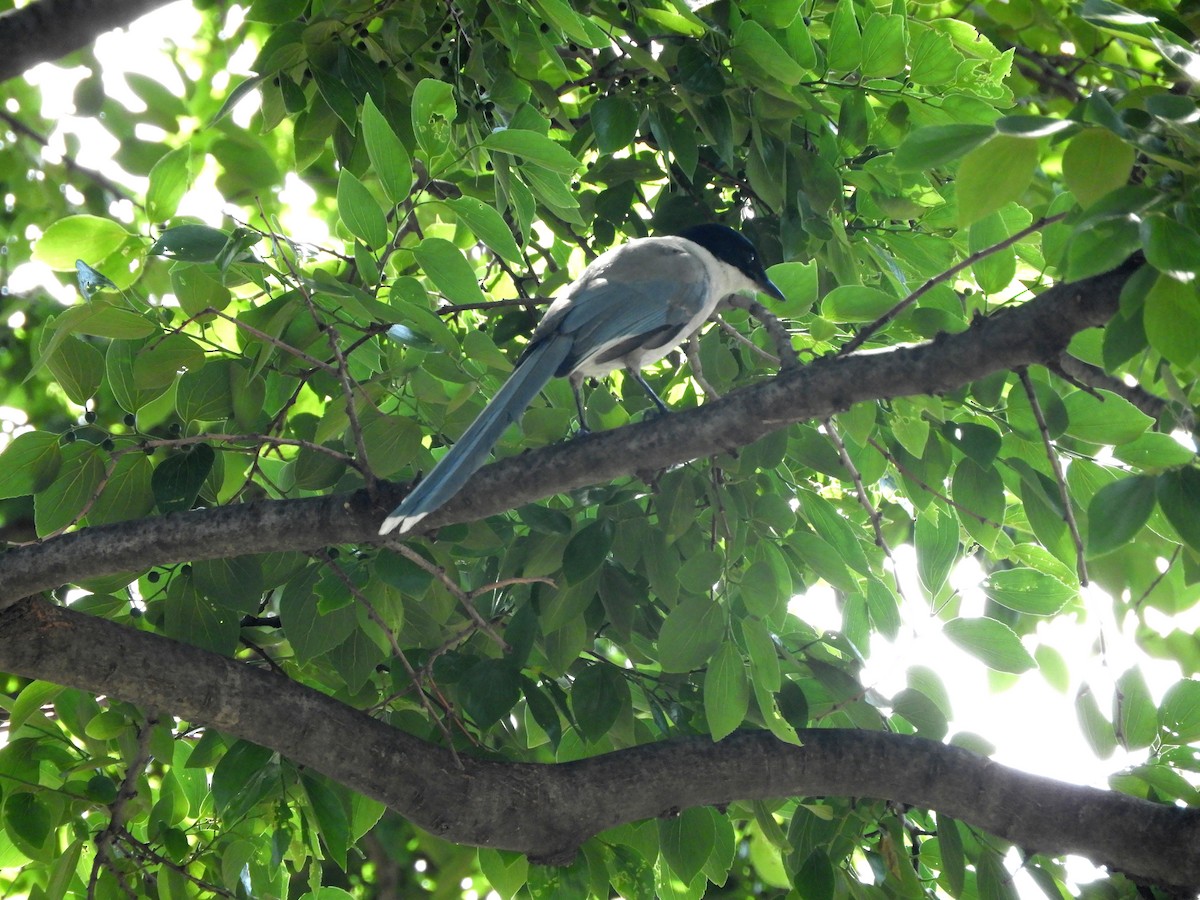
301 774 351 870
895 124 995 172
951 458 1005 551
4 792 52 848
563 518 614 585
821 285 897 322
658 808 715 884
731 20 806 85
795 848 835 900
1161 679 1200 743
361 94 413 204
177 359 235 422
658 594 726 673
1063 128 1134 208
915 508 958 597
337 168 388 248
33 215 135 270
570 663 629 742
43 334 104 405
459 659 521 729
164 574 240 654
89 452 154 525
826 0 862 72
148 224 231 262
1063 389 1152 445
908 26 962 85
1143 273 1200 365
1156 469 1200 551
957 136 1038 227
34 442 105 535
1142 214 1200 282
478 849 530 900
677 549 723 595
152 444 216 513
0 431 62 498
860 14 906 78
147 145 192 222
133 333 206 389
413 236 488 305
171 265 231 317
1076 683 1117 758
482 129 581 173
1086 475 1157 556
443 197 524 263
591 96 639 154
944 617 1036 673
1113 433 1195 470
981 567 1076 615
1115 666 1158 750
193 556 266 614
937 814 966 896
994 115 1074 138
212 740 273 814
969 211 1017 294
704 642 749 741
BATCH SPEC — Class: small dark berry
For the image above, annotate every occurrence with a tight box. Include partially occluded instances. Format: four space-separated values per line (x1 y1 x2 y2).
328 547 340 559
431 40 441 50
182 564 192 576
539 22 550 32
101 438 115 451
569 43 578 52
64 431 76 443
442 22 453 33
618 1 628 9
143 443 154 456
440 55 450 67
84 410 96 423
130 607 143 619
378 60 388 69
404 61 415 71
356 40 366 50
147 571 161 583
485 161 493 170
272 76 280 86
123 413 136 426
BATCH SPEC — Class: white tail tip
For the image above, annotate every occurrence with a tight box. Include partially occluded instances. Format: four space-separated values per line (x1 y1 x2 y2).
378 510 428 536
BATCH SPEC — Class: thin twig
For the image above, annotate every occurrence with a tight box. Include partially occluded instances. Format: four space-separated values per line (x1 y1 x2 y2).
1017 367 1088 585
90 715 158 899
386 543 509 651
723 293 800 370
315 550 465 760
841 213 1069 354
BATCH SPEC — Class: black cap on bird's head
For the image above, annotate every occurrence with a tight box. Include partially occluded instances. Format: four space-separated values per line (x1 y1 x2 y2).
677 223 785 302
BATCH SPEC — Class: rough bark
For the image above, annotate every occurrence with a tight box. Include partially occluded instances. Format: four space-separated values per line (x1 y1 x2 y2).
1 599 1196 890
0 258 1141 610
0 0 177 83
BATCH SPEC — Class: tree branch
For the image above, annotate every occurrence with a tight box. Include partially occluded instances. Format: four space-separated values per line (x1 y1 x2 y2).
0 0 176 83
0 259 1142 610
1 598 1196 891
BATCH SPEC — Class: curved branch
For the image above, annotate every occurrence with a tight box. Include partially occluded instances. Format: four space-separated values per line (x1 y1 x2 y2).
0 259 1142 610
1 598 1196 890
0 0 176 83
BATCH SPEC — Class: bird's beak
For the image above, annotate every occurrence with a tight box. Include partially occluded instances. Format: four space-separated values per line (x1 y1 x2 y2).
758 277 785 302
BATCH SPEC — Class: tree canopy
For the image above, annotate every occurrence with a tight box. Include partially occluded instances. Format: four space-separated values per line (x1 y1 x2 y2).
1 0 1200 896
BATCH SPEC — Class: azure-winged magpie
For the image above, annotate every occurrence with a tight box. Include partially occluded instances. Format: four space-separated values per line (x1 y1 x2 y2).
379 223 783 536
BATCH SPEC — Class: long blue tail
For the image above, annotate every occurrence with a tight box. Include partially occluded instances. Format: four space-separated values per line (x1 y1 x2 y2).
379 336 571 535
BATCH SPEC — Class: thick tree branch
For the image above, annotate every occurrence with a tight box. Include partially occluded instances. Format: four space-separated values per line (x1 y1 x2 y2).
0 0 176 83
0 259 1142 610
0 598 1196 890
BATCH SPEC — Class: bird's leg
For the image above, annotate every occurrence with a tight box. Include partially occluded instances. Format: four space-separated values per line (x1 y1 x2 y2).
628 369 671 416
569 373 591 435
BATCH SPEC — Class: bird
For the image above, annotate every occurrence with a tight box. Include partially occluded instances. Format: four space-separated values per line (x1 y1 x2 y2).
378 223 784 536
